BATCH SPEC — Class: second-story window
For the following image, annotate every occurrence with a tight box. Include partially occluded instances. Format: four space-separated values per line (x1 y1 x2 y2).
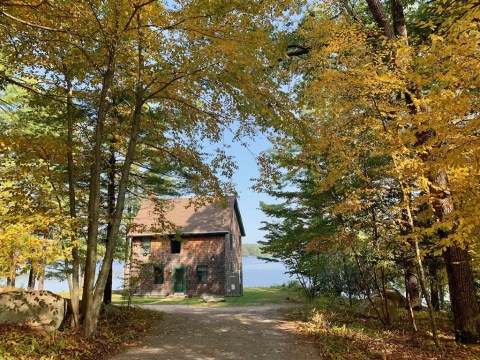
171 239 181 254
141 237 151 255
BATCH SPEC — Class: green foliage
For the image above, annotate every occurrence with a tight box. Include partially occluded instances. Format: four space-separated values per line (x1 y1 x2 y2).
241 243 267 257
257 164 369 300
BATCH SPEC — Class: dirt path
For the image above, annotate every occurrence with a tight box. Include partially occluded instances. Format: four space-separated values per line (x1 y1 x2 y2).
111 304 320 360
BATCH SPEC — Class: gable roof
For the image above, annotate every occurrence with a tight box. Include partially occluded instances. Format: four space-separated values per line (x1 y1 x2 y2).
128 196 246 237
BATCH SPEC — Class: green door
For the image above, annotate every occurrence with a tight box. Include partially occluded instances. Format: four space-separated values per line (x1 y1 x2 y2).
173 266 186 293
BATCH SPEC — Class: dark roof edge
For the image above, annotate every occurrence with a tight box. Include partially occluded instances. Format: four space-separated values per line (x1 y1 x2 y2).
234 198 246 236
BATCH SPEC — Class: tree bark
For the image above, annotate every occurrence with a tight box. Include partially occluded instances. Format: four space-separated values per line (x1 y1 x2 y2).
27 265 36 290
7 254 16 287
81 52 116 325
342 252 353 306
391 0 407 40
430 279 440 312
365 0 395 40
427 257 441 311
413 237 440 348
64 70 81 327
82 13 143 337
103 148 116 305
404 268 418 332
37 259 45 291
404 259 421 310
404 191 440 348
431 171 480 342
443 246 480 342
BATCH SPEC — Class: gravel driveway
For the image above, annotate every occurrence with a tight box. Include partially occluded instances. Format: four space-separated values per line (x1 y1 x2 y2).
111 304 320 360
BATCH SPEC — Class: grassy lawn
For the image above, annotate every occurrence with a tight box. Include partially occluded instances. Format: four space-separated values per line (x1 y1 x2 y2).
112 286 301 306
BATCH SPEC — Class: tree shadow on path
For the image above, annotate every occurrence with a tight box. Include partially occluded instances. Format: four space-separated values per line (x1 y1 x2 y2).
111 304 320 360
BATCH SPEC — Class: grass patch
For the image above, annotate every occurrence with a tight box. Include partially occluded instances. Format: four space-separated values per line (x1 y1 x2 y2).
285 298 480 360
223 286 300 306
112 286 301 306
0 306 162 360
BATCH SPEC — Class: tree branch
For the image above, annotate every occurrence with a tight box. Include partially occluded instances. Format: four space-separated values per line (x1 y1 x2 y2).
365 0 395 40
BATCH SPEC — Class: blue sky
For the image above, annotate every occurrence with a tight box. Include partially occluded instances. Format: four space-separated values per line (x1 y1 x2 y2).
220 133 275 244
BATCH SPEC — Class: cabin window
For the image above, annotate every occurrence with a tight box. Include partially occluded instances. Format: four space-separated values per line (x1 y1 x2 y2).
141 237 151 254
229 234 234 249
197 265 208 284
153 266 164 284
171 240 181 254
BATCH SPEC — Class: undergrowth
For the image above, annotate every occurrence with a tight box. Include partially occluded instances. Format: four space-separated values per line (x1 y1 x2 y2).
0 306 162 360
285 297 480 360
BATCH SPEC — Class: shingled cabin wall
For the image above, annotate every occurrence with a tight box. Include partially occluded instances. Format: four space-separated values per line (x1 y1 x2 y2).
131 234 227 297
125 196 245 298
225 208 243 296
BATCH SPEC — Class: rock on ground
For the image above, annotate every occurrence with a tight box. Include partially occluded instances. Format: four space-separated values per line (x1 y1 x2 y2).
202 296 225 303
0 290 67 332
359 289 406 322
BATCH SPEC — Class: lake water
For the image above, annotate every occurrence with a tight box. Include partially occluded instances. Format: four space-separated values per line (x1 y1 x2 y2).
1 256 294 292
242 256 295 287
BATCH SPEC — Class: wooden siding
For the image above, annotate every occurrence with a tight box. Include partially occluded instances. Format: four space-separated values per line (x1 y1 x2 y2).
129 234 227 296
225 208 243 296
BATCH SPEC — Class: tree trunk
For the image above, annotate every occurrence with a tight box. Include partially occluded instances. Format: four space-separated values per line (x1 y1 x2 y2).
431 171 480 343
443 246 480 342
7 256 16 287
404 269 417 332
365 0 395 39
403 192 440 348
103 147 116 305
427 258 440 311
81 53 116 325
439 284 445 310
27 265 36 290
342 253 353 306
82 15 143 337
65 70 81 327
430 280 439 312
37 260 45 291
404 258 421 310
83 89 143 337
413 238 440 348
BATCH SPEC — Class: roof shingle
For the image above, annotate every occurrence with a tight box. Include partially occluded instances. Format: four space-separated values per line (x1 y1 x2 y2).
128 196 245 237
